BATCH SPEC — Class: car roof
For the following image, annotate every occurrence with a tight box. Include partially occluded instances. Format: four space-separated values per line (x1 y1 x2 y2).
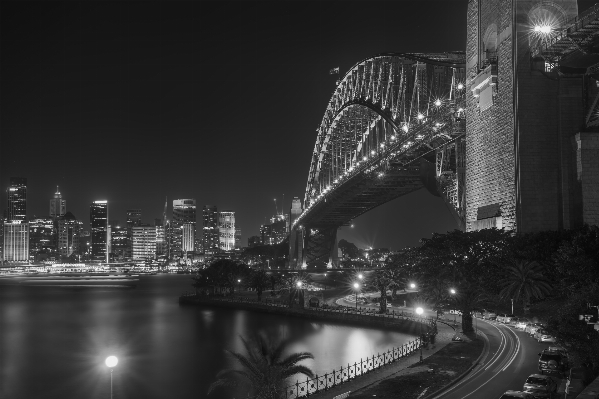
527 374 550 379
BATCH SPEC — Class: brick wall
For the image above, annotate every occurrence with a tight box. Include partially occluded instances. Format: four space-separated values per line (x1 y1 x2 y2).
466 0 580 233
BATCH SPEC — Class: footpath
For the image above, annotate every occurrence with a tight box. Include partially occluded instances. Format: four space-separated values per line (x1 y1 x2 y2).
307 320 479 399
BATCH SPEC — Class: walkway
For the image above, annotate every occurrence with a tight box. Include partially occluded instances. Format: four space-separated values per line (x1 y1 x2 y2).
306 321 457 399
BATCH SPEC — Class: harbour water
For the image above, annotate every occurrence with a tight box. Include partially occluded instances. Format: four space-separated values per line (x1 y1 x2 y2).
0 274 415 399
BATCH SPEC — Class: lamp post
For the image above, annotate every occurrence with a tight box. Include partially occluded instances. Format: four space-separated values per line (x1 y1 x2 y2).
416 307 424 362
105 356 118 399
450 288 457 326
511 298 514 315
353 282 360 310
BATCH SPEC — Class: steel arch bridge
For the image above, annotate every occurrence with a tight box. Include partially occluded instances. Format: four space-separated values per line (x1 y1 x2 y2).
289 52 467 269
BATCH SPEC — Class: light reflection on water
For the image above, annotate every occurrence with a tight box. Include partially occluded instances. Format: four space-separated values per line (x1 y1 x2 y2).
0 275 414 399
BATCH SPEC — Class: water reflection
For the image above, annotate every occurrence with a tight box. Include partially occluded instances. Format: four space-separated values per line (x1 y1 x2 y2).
0 276 415 399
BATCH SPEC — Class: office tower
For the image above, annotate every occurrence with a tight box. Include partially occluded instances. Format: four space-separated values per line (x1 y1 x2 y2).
132 225 156 260
110 225 128 260
7 177 27 221
3 220 29 262
90 201 108 262
49 186 66 219
58 212 83 257
218 211 235 251
155 224 166 257
29 218 56 255
235 229 241 249
182 223 195 253
202 205 219 253
126 209 142 233
172 199 196 257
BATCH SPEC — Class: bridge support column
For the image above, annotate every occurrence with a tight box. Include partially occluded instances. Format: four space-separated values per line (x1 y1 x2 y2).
288 227 304 269
302 226 338 269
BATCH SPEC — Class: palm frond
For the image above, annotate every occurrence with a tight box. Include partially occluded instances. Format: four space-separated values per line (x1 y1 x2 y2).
281 364 315 379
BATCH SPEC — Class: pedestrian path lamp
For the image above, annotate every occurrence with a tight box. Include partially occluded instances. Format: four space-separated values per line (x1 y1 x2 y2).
416 307 424 362
105 356 118 399
353 282 360 310
449 288 457 326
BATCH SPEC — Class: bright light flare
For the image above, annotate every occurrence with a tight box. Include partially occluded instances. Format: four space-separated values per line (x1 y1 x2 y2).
417 113 424 120
457 83 464 90
410 283 415 289
105 356 118 368
434 99 442 107
534 25 552 34
296 281 302 288
450 288 456 294
416 307 423 315
353 282 360 289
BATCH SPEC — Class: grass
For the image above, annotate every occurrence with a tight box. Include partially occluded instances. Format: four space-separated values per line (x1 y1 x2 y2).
350 335 484 399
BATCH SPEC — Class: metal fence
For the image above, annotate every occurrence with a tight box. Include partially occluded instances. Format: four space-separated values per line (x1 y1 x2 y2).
284 337 422 398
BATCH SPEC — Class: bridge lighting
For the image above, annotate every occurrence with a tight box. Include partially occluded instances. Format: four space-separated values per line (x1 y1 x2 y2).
391 135 396 140
434 99 442 107
363 156 368 161
534 25 552 34
417 113 424 120
457 83 464 90
371 150 376 155
380 143 384 148
402 124 409 133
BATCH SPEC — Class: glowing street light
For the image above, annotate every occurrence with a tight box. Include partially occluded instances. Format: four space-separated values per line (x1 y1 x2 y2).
296 281 302 288
434 99 442 107
449 288 457 326
534 25 552 34
415 307 424 362
417 113 425 120
358 274 363 280
105 356 118 399
353 282 360 310
457 83 464 90
410 283 416 289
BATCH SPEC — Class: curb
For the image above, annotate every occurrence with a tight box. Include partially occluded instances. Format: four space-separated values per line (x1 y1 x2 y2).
421 327 490 399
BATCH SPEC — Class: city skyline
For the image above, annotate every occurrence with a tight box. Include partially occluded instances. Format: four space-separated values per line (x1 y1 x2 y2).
0 1 506 249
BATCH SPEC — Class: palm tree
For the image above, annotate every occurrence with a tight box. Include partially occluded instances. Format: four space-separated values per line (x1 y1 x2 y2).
370 270 399 313
499 260 551 314
209 334 314 399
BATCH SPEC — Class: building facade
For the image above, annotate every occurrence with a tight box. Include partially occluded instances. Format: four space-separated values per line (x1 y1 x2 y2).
90 200 109 262
235 228 241 249
218 211 235 251
3 221 29 262
110 225 128 260
172 199 196 257
29 218 56 255
58 212 83 257
49 186 66 219
132 225 156 260
7 177 27 221
202 205 219 253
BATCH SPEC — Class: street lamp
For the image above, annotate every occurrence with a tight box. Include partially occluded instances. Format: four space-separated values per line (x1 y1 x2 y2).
450 288 457 326
105 356 118 399
358 273 363 280
416 307 424 362
353 282 360 310
410 283 416 290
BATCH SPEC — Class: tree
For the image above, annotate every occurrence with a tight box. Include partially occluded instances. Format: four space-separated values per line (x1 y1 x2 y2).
370 269 399 313
499 260 551 314
247 269 270 301
208 334 314 399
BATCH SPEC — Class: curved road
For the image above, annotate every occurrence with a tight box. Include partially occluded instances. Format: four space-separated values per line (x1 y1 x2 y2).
433 318 564 399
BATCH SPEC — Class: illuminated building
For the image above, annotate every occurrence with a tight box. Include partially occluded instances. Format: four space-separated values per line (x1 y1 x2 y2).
49 186 66 219
90 200 108 262
218 211 235 251
261 214 287 245
110 225 128 260
29 218 56 255
132 225 156 260
126 209 142 233
172 199 196 257
202 205 219 253
235 228 241 249
7 177 27 221
3 220 29 262
58 212 82 257
155 223 166 257
182 223 195 253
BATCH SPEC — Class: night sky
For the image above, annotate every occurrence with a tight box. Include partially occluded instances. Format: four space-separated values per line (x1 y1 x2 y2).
1 1 474 250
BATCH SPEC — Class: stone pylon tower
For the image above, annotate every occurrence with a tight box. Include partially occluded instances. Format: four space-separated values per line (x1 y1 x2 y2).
465 0 591 233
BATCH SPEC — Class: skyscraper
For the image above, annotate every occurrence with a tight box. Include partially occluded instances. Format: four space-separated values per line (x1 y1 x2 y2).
90 201 108 262
49 186 66 219
126 209 142 233
7 177 27 221
58 212 82 257
132 225 156 260
235 228 242 249
218 211 235 251
3 221 29 262
172 199 196 257
202 205 219 253
29 218 56 255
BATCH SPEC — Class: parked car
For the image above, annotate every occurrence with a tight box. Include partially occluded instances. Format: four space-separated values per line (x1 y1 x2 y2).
482 309 497 320
523 374 557 393
538 349 568 375
497 313 515 323
515 318 532 330
535 329 556 343
500 391 533 399
523 386 554 398
527 323 544 336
